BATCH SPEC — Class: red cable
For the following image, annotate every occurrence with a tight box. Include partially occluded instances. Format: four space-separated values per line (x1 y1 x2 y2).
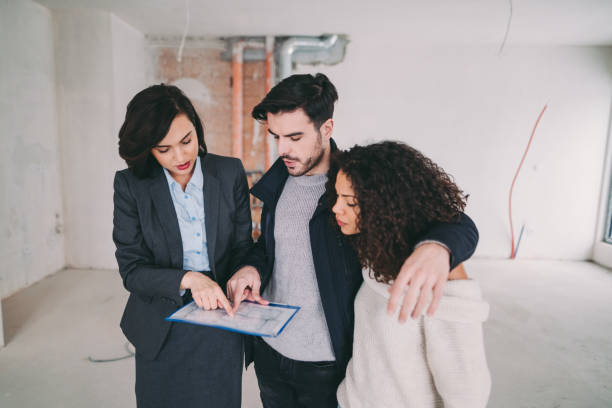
509 104 548 259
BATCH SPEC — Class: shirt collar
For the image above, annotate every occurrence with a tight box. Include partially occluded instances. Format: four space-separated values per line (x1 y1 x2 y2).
162 156 203 191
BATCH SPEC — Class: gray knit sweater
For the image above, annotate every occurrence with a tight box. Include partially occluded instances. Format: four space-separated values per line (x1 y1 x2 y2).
262 173 335 361
337 269 491 408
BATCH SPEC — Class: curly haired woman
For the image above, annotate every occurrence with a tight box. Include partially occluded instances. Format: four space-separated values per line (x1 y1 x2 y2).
328 141 491 408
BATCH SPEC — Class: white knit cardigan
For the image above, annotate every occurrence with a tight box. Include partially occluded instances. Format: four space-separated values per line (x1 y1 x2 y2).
337 269 491 408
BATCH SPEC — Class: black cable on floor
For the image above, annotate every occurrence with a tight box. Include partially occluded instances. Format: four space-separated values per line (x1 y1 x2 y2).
87 342 135 363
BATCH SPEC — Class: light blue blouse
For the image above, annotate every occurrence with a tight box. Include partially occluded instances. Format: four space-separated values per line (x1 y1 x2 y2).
163 156 210 273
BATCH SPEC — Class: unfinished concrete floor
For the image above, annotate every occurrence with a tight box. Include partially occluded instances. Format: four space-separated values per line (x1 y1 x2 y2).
0 259 611 407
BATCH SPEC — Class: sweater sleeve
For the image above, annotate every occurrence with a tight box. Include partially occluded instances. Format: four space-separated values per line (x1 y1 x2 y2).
423 281 492 408
417 213 479 270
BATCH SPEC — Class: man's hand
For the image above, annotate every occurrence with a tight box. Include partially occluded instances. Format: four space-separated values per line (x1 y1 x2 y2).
180 271 234 316
387 243 451 322
226 266 269 312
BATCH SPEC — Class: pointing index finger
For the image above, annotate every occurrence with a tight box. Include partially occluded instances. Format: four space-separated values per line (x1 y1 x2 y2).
217 294 234 317
250 279 269 305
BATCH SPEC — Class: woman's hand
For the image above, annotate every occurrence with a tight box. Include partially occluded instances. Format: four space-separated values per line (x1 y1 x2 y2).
180 271 234 316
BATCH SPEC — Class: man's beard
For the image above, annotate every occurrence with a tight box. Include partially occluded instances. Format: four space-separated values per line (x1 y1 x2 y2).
287 137 325 177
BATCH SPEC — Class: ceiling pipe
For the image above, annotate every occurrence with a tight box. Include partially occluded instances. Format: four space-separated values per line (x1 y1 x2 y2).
232 40 264 159
278 34 339 80
265 36 274 93
264 36 275 170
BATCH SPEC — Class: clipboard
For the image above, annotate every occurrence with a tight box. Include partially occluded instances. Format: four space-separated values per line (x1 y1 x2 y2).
166 300 300 337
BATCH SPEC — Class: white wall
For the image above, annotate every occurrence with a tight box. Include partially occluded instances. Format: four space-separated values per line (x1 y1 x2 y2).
54 10 147 269
0 0 65 298
48 32 612 266
111 14 150 137
299 42 612 260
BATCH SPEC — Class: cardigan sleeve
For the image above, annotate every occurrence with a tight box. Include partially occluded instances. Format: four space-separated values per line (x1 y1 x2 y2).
423 281 491 408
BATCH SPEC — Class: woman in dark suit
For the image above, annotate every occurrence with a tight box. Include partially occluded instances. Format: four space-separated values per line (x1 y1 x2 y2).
113 84 252 407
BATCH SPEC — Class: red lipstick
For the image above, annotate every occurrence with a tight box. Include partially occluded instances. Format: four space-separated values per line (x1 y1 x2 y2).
177 161 190 171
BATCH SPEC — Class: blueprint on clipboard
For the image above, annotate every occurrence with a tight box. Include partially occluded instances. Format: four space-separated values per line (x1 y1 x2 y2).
166 301 300 337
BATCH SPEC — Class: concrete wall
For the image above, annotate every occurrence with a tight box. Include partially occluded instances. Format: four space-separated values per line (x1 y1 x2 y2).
296 43 612 260
3 2 609 282
152 40 612 261
55 10 147 270
111 15 150 138
66 36 612 263
0 0 65 298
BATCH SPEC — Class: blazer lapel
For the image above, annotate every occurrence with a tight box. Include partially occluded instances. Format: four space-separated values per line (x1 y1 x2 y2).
202 155 220 278
149 167 183 268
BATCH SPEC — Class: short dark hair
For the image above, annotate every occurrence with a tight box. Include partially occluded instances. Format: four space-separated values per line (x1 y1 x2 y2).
326 141 467 283
252 73 338 129
118 84 207 178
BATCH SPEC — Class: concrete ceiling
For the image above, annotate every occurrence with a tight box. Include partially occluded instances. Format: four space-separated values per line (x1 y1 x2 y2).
35 0 612 45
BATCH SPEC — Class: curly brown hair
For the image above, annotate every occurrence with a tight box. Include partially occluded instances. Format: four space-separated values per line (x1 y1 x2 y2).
326 141 467 284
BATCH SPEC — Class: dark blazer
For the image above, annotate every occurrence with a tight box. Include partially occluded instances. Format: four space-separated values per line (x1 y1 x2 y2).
113 153 252 360
237 138 479 375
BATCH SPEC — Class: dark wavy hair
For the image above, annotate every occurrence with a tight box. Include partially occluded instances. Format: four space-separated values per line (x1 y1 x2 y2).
252 73 338 129
118 84 207 178
326 141 467 283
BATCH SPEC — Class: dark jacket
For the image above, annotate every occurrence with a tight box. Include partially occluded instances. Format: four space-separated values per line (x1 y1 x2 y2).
239 139 479 374
112 153 252 360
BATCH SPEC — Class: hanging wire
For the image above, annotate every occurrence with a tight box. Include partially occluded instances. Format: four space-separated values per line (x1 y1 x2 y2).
498 0 513 55
508 104 548 259
177 0 191 63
